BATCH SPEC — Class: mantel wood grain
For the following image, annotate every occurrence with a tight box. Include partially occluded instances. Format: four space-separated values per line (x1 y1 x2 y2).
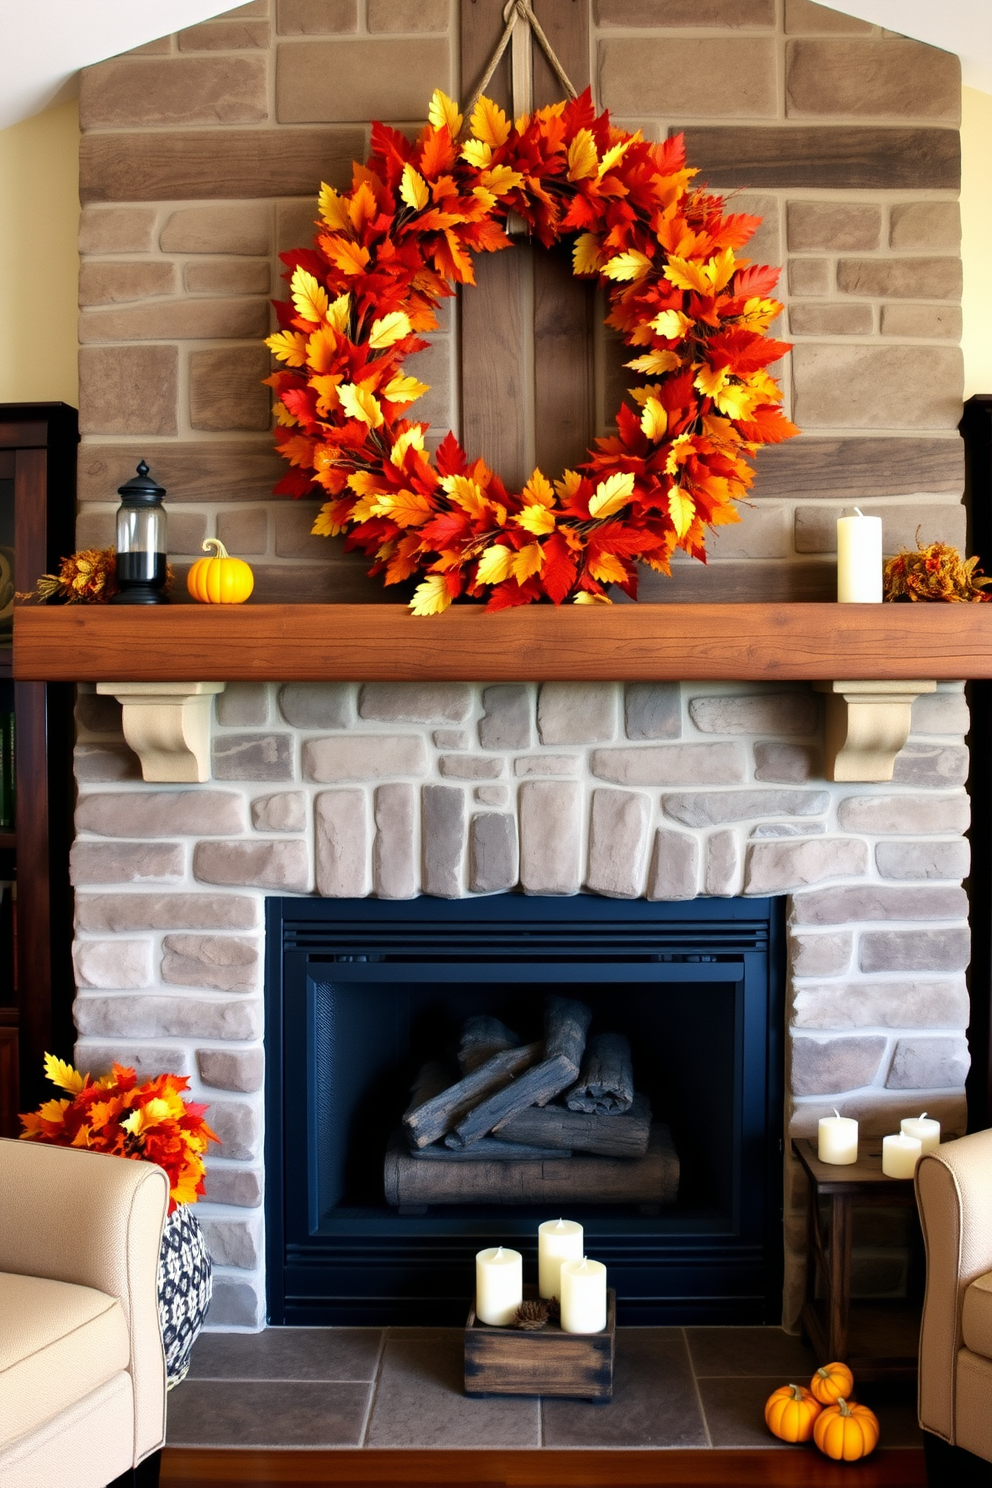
13 603 992 683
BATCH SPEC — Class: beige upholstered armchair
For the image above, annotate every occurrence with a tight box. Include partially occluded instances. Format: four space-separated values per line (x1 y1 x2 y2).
916 1128 992 1486
0 1138 169 1488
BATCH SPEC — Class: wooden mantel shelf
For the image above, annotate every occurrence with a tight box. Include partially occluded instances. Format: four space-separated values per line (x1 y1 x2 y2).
13 601 992 683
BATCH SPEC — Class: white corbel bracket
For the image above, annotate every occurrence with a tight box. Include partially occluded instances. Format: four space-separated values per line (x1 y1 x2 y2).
813 680 936 783
97 682 227 783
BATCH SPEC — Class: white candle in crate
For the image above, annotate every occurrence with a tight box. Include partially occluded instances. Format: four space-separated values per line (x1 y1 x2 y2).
837 508 883 603
900 1113 941 1155
475 1246 522 1326
538 1218 583 1299
882 1132 922 1178
817 1111 859 1165
560 1256 607 1334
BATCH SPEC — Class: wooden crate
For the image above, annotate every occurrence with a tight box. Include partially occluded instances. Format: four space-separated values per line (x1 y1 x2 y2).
464 1288 615 1401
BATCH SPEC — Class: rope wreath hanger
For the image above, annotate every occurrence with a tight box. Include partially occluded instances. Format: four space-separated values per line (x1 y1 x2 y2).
265 87 798 615
468 0 580 121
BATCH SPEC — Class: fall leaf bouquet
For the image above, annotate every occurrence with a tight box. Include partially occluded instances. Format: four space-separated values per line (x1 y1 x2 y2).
19 1054 220 1212
883 536 992 603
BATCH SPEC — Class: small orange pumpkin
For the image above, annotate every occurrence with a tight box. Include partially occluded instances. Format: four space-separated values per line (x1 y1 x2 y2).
187 538 254 604
813 1398 880 1461
764 1383 822 1443
810 1360 855 1405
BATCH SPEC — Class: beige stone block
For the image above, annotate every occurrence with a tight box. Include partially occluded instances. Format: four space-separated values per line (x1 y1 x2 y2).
586 788 650 900
860 927 970 974
73 743 141 782
178 19 270 49
185 259 271 295
206 1277 262 1327
514 756 580 777
368 0 448 29
703 505 791 559
792 1035 887 1096
875 839 970 881
728 195 781 278
360 683 472 724
892 743 968 789
791 344 963 430
79 297 269 343
277 199 323 256
598 0 774 23
754 743 820 782
890 202 961 251
276 39 448 122
705 830 741 896
837 257 961 301
161 204 271 255
79 206 159 254
162 934 260 992
912 687 969 737
475 785 509 808
886 1037 970 1090
75 1041 190 1081
837 792 969 835
787 201 882 252
217 684 270 726
315 788 369 896
422 784 465 899
792 977 969 1031
664 789 828 828
277 0 357 32
76 691 125 737
251 790 306 832
599 38 776 118
197 1047 264 1092
538 683 619 746
689 691 818 737
646 829 698 901
77 790 244 837
190 346 271 432
746 837 867 895
439 756 504 781
786 39 960 122
78 261 176 307
80 56 268 128
592 742 746 787
78 346 178 436
199 1216 261 1270
78 442 285 504
790 303 873 336
205 1099 260 1160
74 939 153 990
272 501 326 558
194 839 310 892
880 303 962 340
785 0 873 32
278 684 352 728
469 813 518 895
795 501 966 554
75 893 258 932
203 1164 262 1207
217 507 269 556
519 781 582 896
212 732 294 781
303 734 428 782
374 783 417 899
69 841 186 885
792 882 966 924
789 930 853 976
788 259 832 297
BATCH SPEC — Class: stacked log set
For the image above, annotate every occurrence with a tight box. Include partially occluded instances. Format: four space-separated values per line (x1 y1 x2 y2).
385 997 679 1208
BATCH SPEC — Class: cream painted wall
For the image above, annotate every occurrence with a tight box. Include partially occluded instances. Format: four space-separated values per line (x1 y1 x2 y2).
0 98 79 406
962 86 992 399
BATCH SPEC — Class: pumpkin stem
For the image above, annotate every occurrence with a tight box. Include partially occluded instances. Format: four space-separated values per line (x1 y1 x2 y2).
838 1398 852 1416
200 538 230 559
788 1384 803 1400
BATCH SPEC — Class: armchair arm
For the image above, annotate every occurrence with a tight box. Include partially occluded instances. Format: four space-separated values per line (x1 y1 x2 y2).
916 1129 992 1442
0 1139 170 1463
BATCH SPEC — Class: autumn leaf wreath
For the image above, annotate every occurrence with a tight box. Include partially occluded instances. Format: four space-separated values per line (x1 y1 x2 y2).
267 89 798 615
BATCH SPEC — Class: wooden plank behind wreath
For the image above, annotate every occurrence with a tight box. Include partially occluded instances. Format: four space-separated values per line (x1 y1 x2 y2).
459 0 592 491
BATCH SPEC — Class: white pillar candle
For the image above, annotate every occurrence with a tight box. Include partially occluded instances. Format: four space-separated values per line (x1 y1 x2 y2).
818 1110 859 1165
900 1113 940 1155
538 1218 584 1299
882 1132 922 1179
475 1246 523 1327
560 1256 608 1334
837 508 883 603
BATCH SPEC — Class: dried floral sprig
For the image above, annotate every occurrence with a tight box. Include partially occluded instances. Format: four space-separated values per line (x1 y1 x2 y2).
883 535 992 603
514 1298 551 1330
17 547 119 604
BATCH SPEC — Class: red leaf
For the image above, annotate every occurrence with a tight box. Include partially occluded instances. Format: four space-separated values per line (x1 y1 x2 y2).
540 532 578 605
732 263 782 298
273 468 317 498
435 429 468 477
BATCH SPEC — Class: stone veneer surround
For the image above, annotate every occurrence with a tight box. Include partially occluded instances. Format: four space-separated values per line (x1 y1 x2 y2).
71 677 971 1328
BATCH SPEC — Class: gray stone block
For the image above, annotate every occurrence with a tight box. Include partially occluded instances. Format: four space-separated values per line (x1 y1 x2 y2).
787 199 882 251
74 1040 191 1080
162 934 260 993
689 691 819 736
875 839 970 881
204 1276 262 1328
439 755 505 780
74 744 142 782
74 993 261 1041
479 684 532 750
837 793 970 835
791 1035 888 1096
77 790 245 837
663 788 829 828
76 690 126 736
197 1046 264 1092
199 1216 261 1270
359 682 472 723
792 978 969 1031
746 838 868 894
194 840 310 892
314 789 369 897
586 788 650 900
514 755 580 776
624 683 681 741
433 729 469 749
886 1037 970 1090
646 829 699 901
519 781 582 895
277 682 353 728
371 783 416 900
216 683 270 726
204 1099 260 1160
791 883 967 924
251 790 306 832
789 931 854 977
212 732 295 781
792 344 963 432
303 734 428 782
73 939 153 990
475 785 510 807
754 742 820 782
422 784 465 898
911 687 969 737
592 742 746 787
75 893 258 932
203 1163 262 1207
891 744 969 788
890 201 961 251
705 830 741 896
70 842 186 885
860 927 970 974
751 822 826 838
538 683 619 745
788 1090 967 1142
470 813 519 894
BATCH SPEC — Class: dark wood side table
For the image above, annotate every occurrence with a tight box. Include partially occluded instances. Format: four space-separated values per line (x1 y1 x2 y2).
792 1138 921 1382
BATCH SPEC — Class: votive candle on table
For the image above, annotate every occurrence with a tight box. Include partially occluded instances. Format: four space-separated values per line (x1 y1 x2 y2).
818 1110 859 1165
837 508 883 603
882 1132 922 1179
560 1257 607 1334
900 1113 941 1155
538 1218 583 1299
475 1246 523 1326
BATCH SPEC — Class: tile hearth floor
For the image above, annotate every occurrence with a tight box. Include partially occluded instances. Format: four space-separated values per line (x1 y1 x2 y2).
167 1326 923 1451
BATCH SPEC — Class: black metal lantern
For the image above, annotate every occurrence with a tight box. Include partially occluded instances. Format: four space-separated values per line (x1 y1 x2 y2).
111 460 168 605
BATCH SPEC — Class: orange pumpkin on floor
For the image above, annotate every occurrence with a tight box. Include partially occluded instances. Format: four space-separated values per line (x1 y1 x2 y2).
810 1360 855 1405
813 1398 880 1460
764 1383 822 1442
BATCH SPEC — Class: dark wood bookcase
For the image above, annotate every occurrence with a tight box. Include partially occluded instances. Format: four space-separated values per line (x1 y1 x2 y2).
0 403 78 1133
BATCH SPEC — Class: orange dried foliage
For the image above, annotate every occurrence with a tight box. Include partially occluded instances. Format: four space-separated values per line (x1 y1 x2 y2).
884 537 992 603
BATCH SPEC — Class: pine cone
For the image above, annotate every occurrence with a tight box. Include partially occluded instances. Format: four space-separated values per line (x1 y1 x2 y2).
547 1295 561 1324
514 1299 550 1330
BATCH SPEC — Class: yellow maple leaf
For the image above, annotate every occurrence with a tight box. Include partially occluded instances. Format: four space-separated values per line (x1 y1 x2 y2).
668 487 696 539
709 246 737 293
428 88 463 138
384 373 429 406
480 165 524 196
640 397 668 442
311 373 343 416
589 552 627 585
325 237 371 277
461 139 494 169
291 266 329 325
43 1053 86 1094
349 182 377 234
522 470 556 508
476 543 515 585
400 163 430 212
306 326 339 375
318 182 350 231
572 233 603 277
327 292 351 334
651 309 693 341
410 573 453 616
555 469 584 502
273 401 296 427
625 350 681 375
312 502 343 537
739 296 780 331
371 489 434 527
470 95 511 149
390 425 427 466
713 381 756 420
347 470 382 495
440 473 489 519
266 329 309 367
694 363 729 397
603 250 652 282
664 255 713 295
472 186 497 214
512 542 545 583
574 591 613 605
567 128 598 182
368 311 412 349
514 505 557 536
589 470 635 519
338 382 384 428
599 135 637 178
